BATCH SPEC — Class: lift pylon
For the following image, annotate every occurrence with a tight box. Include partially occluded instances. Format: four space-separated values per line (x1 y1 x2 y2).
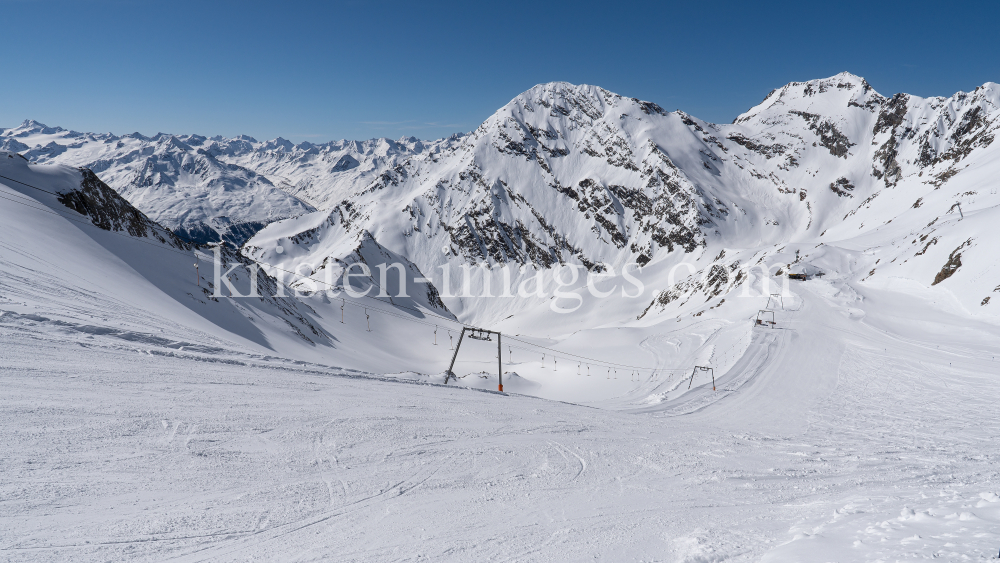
444 326 504 392
687 366 716 391
755 309 776 328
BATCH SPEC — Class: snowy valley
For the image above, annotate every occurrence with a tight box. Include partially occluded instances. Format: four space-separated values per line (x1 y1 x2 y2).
2 72 1000 561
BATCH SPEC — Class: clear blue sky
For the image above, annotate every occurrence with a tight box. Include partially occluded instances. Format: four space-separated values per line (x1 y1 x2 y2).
3 0 997 143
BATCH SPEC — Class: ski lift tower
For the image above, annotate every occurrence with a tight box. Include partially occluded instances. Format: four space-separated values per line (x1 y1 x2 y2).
444 326 504 392
687 366 716 391
755 310 776 328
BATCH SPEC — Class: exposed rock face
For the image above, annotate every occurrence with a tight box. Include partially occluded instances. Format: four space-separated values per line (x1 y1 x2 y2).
59 169 180 241
932 248 963 285
932 239 972 286
829 177 855 197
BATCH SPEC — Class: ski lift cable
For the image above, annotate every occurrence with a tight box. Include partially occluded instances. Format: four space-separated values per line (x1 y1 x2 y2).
492 344 689 376
501 341 685 373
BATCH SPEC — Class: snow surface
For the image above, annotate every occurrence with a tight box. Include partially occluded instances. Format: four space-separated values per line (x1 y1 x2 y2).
3 71 1000 561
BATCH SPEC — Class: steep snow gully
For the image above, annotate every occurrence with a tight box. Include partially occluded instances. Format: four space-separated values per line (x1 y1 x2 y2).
3 72 1000 561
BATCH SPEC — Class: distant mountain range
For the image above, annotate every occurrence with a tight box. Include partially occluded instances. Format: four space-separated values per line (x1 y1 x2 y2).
5 72 1000 322
1 120 463 245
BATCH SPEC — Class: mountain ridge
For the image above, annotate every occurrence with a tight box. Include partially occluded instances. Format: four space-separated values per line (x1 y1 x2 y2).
5 72 1000 326
241 72 1000 324
0 119 465 245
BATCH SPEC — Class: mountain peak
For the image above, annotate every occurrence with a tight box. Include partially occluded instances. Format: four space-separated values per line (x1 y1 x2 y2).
829 71 866 82
12 119 65 135
511 81 617 110
478 82 631 133
734 72 884 124
20 119 48 129
262 137 294 152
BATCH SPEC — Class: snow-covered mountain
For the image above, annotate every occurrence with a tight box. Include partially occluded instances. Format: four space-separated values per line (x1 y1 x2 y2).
245 73 1000 324
1 120 464 245
212 134 466 210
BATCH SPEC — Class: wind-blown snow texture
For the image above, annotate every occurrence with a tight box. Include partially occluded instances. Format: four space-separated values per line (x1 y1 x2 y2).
3 72 1000 561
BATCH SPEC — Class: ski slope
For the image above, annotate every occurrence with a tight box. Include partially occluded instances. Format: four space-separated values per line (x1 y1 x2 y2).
3 271 1000 561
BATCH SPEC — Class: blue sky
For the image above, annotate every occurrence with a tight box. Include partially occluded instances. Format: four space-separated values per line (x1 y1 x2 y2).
3 0 998 143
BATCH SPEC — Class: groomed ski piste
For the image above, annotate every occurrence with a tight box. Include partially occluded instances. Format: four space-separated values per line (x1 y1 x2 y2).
4 75 1000 561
